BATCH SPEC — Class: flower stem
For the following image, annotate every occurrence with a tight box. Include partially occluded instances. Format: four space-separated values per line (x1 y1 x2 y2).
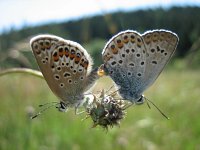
0 68 44 79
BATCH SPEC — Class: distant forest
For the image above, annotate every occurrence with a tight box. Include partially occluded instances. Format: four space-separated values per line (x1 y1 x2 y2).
0 6 200 69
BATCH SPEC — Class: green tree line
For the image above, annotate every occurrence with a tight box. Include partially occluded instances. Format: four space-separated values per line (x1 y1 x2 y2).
0 6 200 69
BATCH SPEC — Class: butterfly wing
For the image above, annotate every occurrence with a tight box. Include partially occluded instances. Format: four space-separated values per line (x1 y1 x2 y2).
30 35 98 106
138 30 179 93
102 30 147 101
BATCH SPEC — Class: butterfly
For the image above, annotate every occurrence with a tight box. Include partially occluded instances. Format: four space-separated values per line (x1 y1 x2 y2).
30 35 99 113
102 30 179 105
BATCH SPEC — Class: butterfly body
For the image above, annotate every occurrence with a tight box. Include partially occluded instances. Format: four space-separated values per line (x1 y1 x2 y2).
102 30 179 104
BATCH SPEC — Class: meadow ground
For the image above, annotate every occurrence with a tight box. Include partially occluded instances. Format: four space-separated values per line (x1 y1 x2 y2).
0 69 200 150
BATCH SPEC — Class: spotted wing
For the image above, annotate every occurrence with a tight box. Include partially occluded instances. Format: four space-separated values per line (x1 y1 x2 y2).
139 30 179 93
30 35 98 106
102 30 146 101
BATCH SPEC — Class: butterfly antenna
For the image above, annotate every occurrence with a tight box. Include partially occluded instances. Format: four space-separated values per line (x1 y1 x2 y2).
31 102 59 119
122 102 134 110
144 97 170 120
105 84 115 94
107 88 120 97
146 99 151 109
74 104 86 115
38 101 59 107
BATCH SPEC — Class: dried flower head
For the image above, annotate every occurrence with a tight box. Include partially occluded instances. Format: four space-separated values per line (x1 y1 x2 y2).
85 90 126 129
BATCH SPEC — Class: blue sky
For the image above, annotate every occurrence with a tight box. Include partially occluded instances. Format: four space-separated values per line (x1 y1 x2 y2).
0 0 200 33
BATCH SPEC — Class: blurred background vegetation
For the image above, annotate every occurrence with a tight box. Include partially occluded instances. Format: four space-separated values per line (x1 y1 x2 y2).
1 6 200 70
1 5 200 150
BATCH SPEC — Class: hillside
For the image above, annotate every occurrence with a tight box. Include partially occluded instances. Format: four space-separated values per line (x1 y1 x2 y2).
0 6 200 69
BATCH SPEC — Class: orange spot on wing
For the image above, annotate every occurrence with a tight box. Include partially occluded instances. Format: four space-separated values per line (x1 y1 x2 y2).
131 38 136 43
35 49 41 55
80 62 84 68
152 33 159 42
59 51 64 57
117 43 123 49
144 35 151 44
75 56 81 64
65 50 69 57
53 52 59 62
39 41 45 49
103 55 113 62
83 61 88 69
69 53 75 59
110 45 118 54
53 55 59 62
123 36 129 43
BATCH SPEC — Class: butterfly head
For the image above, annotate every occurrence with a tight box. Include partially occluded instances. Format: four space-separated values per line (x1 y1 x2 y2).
56 101 68 112
135 95 145 105
118 88 145 104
